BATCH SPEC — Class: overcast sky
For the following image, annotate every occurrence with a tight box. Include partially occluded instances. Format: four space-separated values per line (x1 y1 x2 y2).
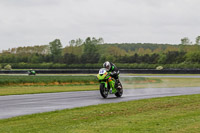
0 0 200 51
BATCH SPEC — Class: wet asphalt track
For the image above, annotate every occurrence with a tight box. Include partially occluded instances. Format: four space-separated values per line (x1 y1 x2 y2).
0 86 200 119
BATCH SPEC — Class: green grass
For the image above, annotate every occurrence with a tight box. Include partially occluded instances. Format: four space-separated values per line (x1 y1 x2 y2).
0 85 98 96
0 75 97 86
0 94 200 133
121 77 200 89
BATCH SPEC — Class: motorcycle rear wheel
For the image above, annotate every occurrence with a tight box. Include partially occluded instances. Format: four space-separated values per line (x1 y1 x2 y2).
100 83 108 98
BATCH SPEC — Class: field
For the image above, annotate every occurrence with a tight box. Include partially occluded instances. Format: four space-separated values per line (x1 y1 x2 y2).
121 76 200 89
0 75 97 86
0 94 199 132
1 74 200 96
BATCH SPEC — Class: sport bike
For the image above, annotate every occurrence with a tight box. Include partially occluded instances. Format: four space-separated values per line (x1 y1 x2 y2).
28 70 36 76
97 68 123 98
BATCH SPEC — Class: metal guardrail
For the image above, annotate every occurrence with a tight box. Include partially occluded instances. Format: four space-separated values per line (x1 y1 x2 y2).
0 69 200 74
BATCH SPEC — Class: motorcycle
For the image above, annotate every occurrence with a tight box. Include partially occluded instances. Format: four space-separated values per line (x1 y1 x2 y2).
97 68 123 98
28 70 36 76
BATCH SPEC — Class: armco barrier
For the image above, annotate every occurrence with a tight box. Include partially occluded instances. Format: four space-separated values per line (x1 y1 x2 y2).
0 69 98 74
0 69 200 74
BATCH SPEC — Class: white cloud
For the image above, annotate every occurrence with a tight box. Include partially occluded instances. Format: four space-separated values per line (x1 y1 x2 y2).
0 0 200 50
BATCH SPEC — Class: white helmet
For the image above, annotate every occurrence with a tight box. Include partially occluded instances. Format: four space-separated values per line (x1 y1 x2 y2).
103 61 111 71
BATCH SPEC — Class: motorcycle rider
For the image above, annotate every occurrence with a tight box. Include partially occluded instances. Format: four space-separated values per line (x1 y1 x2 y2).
103 61 122 90
28 69 36 76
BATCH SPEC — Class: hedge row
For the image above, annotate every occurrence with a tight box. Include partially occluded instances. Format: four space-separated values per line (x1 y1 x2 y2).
0 63 200 70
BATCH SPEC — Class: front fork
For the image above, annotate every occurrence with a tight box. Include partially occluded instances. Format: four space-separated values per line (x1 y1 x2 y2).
100 81 108 88
108 79 117 94
100 79 117 94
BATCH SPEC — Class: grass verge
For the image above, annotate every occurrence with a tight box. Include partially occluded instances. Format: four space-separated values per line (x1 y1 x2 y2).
0 85 98 96
0 75 97 86
121 77 200 89
0 94 200 132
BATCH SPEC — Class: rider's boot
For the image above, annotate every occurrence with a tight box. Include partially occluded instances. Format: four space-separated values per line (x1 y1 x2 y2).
115 79 122 90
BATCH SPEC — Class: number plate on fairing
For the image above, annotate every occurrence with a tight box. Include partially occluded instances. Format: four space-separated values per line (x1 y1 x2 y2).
99 68 106 74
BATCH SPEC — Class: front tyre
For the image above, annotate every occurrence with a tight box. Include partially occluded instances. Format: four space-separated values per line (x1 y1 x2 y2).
100 83 108 98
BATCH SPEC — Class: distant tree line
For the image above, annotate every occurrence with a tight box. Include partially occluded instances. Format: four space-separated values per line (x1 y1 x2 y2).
1 36 200 69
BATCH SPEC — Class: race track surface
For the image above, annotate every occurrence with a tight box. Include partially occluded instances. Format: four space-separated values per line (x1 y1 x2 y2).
0 87 200 119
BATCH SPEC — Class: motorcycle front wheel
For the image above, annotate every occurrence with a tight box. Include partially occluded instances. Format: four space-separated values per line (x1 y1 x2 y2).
100 83 108 98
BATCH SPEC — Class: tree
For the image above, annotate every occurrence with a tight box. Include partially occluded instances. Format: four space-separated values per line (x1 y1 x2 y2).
81 37 100 63
140 54 151 63
165 51 180 64
181 37 192 45
153 47 162 54
98 55 107 63
69 38 83 47
4 64 12 70
75 38 84 46
137 48 145 55
65 38 84 58
150 53 160 64
29 54 43 63
164 46 179 53
195 36 200 45
95 37 104 44
49 39 63 63
108 46 126 57
69 40 76 46
158 54 167 64
63 53 78 64
129 53 140 63
144 48 152 55
186 51 200 63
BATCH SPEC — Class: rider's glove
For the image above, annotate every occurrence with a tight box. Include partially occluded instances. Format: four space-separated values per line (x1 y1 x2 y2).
110 71 117 76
